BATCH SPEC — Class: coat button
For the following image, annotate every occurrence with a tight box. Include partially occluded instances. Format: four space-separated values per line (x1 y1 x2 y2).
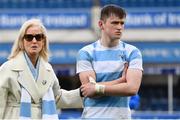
42 80 47 85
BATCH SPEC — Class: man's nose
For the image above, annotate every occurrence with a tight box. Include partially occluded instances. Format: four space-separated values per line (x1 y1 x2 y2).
117 24 123 29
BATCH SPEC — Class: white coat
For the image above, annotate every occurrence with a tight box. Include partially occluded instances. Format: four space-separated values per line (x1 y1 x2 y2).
0 52 83 119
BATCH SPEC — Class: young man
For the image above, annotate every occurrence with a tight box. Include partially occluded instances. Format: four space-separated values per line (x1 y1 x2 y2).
76 4 143 119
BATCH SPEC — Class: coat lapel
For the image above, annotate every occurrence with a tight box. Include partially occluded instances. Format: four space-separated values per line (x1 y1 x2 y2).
36 58 53 98
18 70 40 103
11 52 53 103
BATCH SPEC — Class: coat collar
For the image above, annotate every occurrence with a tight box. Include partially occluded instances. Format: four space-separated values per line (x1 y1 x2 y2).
10 52 53 103
10 52 51 71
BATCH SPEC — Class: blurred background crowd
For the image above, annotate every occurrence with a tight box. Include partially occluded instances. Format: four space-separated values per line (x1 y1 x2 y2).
0 0 180 119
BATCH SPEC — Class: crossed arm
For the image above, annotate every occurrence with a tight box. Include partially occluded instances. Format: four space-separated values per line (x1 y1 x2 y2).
79 63 142 98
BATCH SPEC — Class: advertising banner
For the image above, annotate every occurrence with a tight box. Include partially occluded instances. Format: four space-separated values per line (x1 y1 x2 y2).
0 9 180 29
126 11 180 28
0 10 91 29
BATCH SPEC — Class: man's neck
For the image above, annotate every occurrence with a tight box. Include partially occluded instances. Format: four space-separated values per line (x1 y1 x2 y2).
100 36 119 48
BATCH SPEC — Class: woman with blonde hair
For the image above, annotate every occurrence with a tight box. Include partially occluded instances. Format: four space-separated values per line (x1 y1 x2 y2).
0 18 83 119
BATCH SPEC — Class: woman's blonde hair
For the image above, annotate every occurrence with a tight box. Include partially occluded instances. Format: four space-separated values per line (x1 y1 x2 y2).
8 18 49 61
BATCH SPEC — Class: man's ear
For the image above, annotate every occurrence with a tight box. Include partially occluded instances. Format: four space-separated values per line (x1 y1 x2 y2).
98 20 104 30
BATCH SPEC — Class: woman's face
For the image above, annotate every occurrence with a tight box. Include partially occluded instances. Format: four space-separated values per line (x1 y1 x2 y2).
23 25 44 58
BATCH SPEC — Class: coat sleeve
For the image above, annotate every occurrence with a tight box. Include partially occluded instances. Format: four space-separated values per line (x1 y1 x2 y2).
0 63 8 119
51 68 83 109
0 88 8 119
56 89 83 108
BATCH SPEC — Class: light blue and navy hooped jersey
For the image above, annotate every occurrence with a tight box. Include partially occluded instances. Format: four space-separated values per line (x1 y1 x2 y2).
76 40 143 118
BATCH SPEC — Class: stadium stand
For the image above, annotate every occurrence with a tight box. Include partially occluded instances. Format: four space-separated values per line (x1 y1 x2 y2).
100 0 180 8
0 0 179 9
0 0 93 9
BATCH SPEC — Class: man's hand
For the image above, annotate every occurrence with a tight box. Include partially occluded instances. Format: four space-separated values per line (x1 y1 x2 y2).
118 62 128 83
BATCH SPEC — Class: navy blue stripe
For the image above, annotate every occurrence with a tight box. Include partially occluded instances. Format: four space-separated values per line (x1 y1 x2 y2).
20 102 31 117
42 100 57 114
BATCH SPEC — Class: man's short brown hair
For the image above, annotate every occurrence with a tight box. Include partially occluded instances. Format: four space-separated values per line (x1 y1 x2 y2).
100 4 126 22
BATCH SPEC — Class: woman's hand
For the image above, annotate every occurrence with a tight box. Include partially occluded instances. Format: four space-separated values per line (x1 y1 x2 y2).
80 82 96 98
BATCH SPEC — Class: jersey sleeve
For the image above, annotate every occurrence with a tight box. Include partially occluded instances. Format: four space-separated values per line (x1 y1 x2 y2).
127 48 143 71
76 48 94 74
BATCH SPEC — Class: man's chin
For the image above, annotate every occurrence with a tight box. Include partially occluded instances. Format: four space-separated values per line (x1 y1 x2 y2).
113 36 121 40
